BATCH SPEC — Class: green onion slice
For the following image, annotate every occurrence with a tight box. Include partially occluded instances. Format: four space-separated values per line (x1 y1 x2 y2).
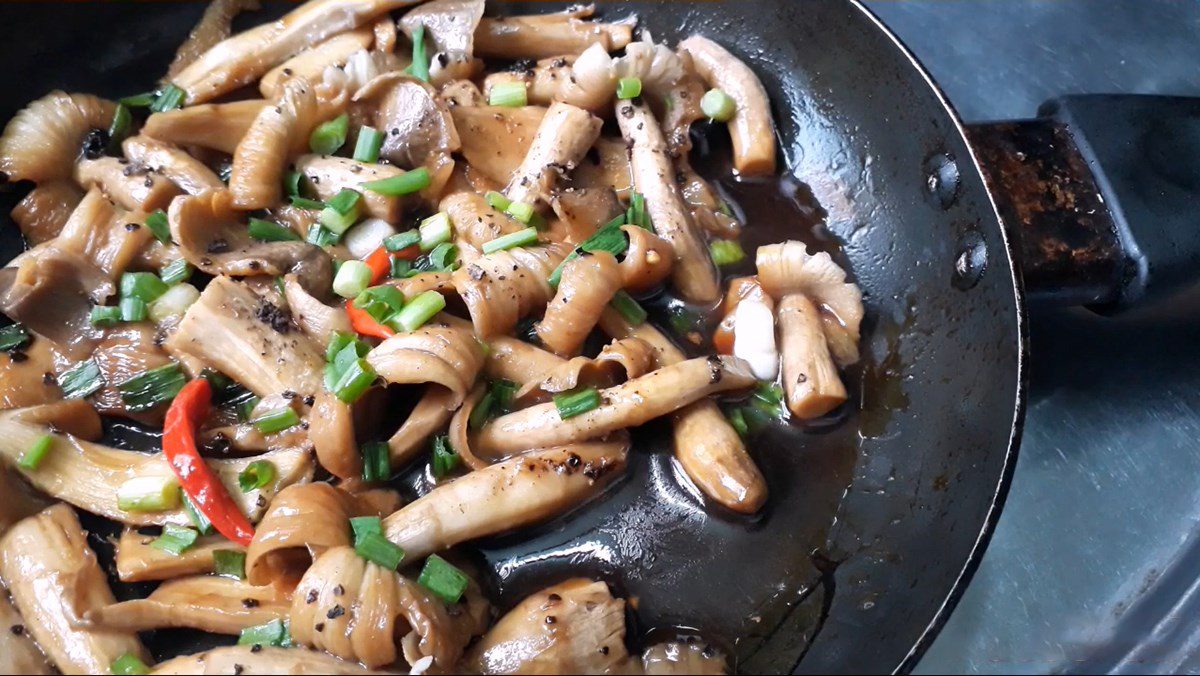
59 359 104 399
356 531 405 569
248 218 300 242
390 290 445 333
117 475 182 513
489 81 528 107
409 24 430 83
309 113 349 155
431 435 460 478
504 201 535 224
117 363 187 413
108 103 132 151
144 209 172 244
616 76 643 100
333 260 372 299
353 126 385 163
350 515 383 538
701 88 737 122
213 549 247 579
548 215 629 287
482 226 538 254
120 297 148 322
332 358 376 404
0 323 29 351
238 460 277 492
291 195 326 210
609 290 647 326
159 258 193 286
709 239 746 266
120 272 169 303
384 229 421 252
17 434 53 471
150 524 199 556
111 653 151 675
553 387 601 420
360 441 390 482
361 167 431 196
251 407 300 435
418 212 453 251
485 191 512 211
417 554 469 604
149 84 185 113
238 618 290 648
182 494 214 535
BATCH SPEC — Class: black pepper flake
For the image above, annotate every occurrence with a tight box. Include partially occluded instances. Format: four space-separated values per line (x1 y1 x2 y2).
42 372 56 385
600 645 610 655
545 615 557 624
255 301 292 334
315 622 325 632
707 355 723 384
250 644 263 653
333 584 344 596
125 222 141 231
326 604 345 619
548 593 562 602
233 665 245 675
206 238 230 254
701 645 716 659
306 589 318 604
10 624 23 635
81 128 108 159
241 598 260 608
143 176 154 188
303 395 315 406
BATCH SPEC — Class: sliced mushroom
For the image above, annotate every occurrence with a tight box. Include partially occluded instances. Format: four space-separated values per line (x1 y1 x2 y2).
0 91 115 182
309 388 360 480
451 242 570 338
387 386 456 467
679 36 777 177
166 0 261 79
55 187 155 283
260 29 375 99
165 275 326 399
10 180 83 245
231 78 323 210
480 332 565 386
295 154 407 221
357 73 460 169
504 102 602 208
440 79 485 107
245 482 370 586
142 100 268 155
399 0 486 85
88 325 176 424
85 575 290 635
0 401 313 527
482 56 575 108
383 439 627 558
74 156 180 212
535 250 622 357
474 5 634 60
171 0 423 104
0 584 51 674
515 336 654 404
0 504 148 675
616 98 720 303
570 136 632 198
385 270 455 298
365 315 486 407
451 104 546 185
0 337 63 411
476 355 754 456
0 247 110 358
151 646 383 675
115 529 241 582
619 224 675 293
777 294 847 419
282 273 352 344
441 190 525 253
373 15 398 53
121 135 225 194
467 579 630 674
547 187 623 244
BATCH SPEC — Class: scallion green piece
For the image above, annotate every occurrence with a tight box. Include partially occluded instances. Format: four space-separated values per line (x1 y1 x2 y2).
238 396 261 423
120 297 148 322
391 257 412 279
350 515 382 538
482 227 538 254
390 290 445 332
701 88 737 122
108 103 132 151
332 358 376 403
418 212 452 251
159 258 193 286
309 113 350 155
17 434 53 471
238 618 290 648
284 170 303 197
423 242 459 272
248 217 301 242
485 191 512 211
609 290 647 326
409 24 430 82
318 189 363 234
333 260 372 299
356 531 406 569
291 195 326 210
384 229 421 252
353 285 405 323
709 239 746 266
353 126 385 163
626 192 652 230
150 524 199 556
361 166 431 196
417 554 469 604
725 406 749 438
121 272 169 303
504 201 535 224
616 76 642 100
150 84 185 113
238 460 277 491
117 363 187 412
117 475 181 513
213 549 247 579
148 283 200 323
89 305 122 327
119 92 155 107
0 323 29 351
548 216 629 287
431 435 460 478
110 653 151 676
553 387 601 420
182 494 214 535
144 209 172 244
360 442 391 483
251 407 300 435
59 359 104 399
489 81 528 107
306 224 340 246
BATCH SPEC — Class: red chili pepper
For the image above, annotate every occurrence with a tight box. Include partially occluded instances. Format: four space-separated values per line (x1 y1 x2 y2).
346 299 395 339
392 244 421 261
363 247 392 285
162 379 255 547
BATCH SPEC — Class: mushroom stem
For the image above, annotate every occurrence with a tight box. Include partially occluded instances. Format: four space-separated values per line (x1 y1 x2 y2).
778 293 847 418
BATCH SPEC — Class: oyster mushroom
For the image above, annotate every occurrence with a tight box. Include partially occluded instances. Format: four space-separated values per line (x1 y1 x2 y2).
0 91 115 182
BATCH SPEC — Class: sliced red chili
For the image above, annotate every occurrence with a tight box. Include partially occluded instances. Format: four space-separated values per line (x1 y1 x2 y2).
346 299 395 339
364 247 392 285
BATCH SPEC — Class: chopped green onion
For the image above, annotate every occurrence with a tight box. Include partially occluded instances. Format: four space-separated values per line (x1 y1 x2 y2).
328 188 361 215
701 88 737 122
718 200 735 218
118 363 187 412
753 381 784 408
159 258 193 286
667 305 703 337
391 257 412 279
356 531 405 569
709 239 746 266
144 209 172 244
418 212 453 251
306 225 340 246
354 285 405 322
362 167 431 196
251 407 300 435
417 554 469 604
150 84 186 113
409 24 430 83
485 191 512 211
90 305 122 327
150 524 199 556
332 358 376 403
504 201 535 225
360 442 391 482
59 359 104 399
238 396 261 423
616 76 643 100
469 378 518 429
626 192 651 230
350 515 383 538
212 549 247 579
148 283 200 323
309 113 349 155
548 216 629 287
284 170 303 197
108 104 132 151
489 81 528 107
468 390 496 430
249 217 301 242
384 229 421 252
609 290 647 326
319 194 363 235
431 435 460 479
111 653 151 676
117 475 181 512
553 387 601 420
291 195 326 210
482 227 538 254
119 92 155 107
725 406 749 438
120 297 148 322
238 460 277 491
333 260 372 299
353 126 385 163
18 434 53 471
121 272 169 303
424 242 459 272
390 290 445 333
238 618 290 648
326 331 368 362
0 323 29 351
182 494 214 535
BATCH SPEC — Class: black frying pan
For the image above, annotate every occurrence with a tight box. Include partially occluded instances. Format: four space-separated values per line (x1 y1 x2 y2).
2 1 1194 674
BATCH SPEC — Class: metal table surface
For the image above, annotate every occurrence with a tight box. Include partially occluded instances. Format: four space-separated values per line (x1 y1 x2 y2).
860 2 1200 673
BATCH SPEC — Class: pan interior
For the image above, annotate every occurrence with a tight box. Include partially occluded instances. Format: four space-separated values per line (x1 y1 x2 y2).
0 1 1022 673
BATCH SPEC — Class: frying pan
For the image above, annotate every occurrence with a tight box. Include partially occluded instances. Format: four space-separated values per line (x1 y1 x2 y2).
1 0 1194 673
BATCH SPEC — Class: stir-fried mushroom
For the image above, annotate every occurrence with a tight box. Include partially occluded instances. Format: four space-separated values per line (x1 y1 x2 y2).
467 579 629 674
0 586 51 674
387 387 457 466
115 529 241 582
309 388 361 479
535 250 623 357
482 56 575 108
88 325 176 423
481 332 565 385
474 5 634 60
0 465 52 532
0 247 109 357
260 29 375 99
166 0 262 78
151 646 384 675
295 154 408 221
514 337 655 404
504 102 601 208
616 98 720 303
400 0 486 85
451 104 546 185
74 156 181 213
55 188 155 283
356 73 461 169
121 135 225 195
383 440 628 558
776 293 847 419
0 338 63 411
442 190 524 253
245 482 368 585
366 315 486 406
452 242 570 338
548 187 623 244
85 575 290 635
679 36 777 177
641 641 728 674
282 273 353 343
231 78 323 209
619 224 675 293
0 91 115 182
0 504 148 675
10 180 83 245
142 100 268 154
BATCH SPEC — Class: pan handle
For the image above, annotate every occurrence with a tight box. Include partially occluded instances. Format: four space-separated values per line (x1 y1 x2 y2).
965 95 1200 310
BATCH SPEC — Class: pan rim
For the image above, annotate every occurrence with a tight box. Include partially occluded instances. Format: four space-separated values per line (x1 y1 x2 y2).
837 1 1031 673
